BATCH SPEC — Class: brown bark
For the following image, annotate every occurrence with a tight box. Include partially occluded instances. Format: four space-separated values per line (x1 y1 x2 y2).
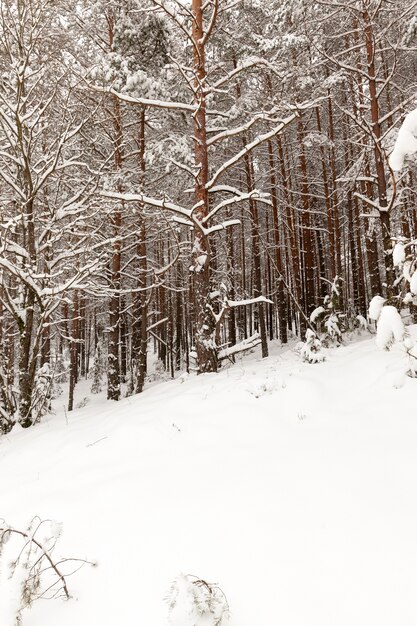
68 293 79 412
362 2 393 295
267 137 287 343
277 135 304 335
226 210 237 350
326 92 342 278
297 115 316 320
107 11 122 400
242 147 268 357
107 94 122 401
315 107 336 280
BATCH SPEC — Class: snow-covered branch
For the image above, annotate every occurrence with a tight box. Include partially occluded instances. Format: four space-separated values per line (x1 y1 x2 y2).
206 98 326 189
100 190 192 220
218 333 261 360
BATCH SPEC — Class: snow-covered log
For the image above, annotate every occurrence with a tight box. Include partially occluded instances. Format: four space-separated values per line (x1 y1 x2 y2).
218 333 262 360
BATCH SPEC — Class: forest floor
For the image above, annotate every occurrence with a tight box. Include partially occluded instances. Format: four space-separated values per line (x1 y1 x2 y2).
2 328 417 626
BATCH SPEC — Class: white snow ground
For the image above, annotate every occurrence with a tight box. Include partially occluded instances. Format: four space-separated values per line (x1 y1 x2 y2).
2 329 417 626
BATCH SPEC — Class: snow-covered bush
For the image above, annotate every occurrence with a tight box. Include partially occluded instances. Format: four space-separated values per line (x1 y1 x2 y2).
389 108 417 171
375 305 405 350
0 518 95 626
355 314 368 332
368 296 406 349
309 276 345 346
297 329 325 364
166 574 229 626
367 297 417 378
390 237 417 313
368 233 417 377
368 295 387 322
30 363 53 423
388 111 417 326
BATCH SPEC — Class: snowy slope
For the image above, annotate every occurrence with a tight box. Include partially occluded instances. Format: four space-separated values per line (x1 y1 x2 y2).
2 331 417 626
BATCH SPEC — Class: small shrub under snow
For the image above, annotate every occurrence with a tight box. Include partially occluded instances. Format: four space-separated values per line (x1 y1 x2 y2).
298 329 325 364
0 518 95 626
355 314 368 330
375 306 405 350
166 574 229 626
368 296 386 321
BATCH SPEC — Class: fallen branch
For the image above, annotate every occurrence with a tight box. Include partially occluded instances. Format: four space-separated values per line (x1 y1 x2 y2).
0 517 96 620
218 333 261 360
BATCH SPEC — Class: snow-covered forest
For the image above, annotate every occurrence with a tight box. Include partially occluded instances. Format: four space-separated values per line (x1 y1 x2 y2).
3 0 417 624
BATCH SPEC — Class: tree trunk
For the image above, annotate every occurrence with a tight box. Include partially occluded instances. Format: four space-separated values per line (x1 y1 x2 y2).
363 2 393 295
107 13 122 400
191 0 217 373
297 115 316 322
132 109 148 393
268 137 287 343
